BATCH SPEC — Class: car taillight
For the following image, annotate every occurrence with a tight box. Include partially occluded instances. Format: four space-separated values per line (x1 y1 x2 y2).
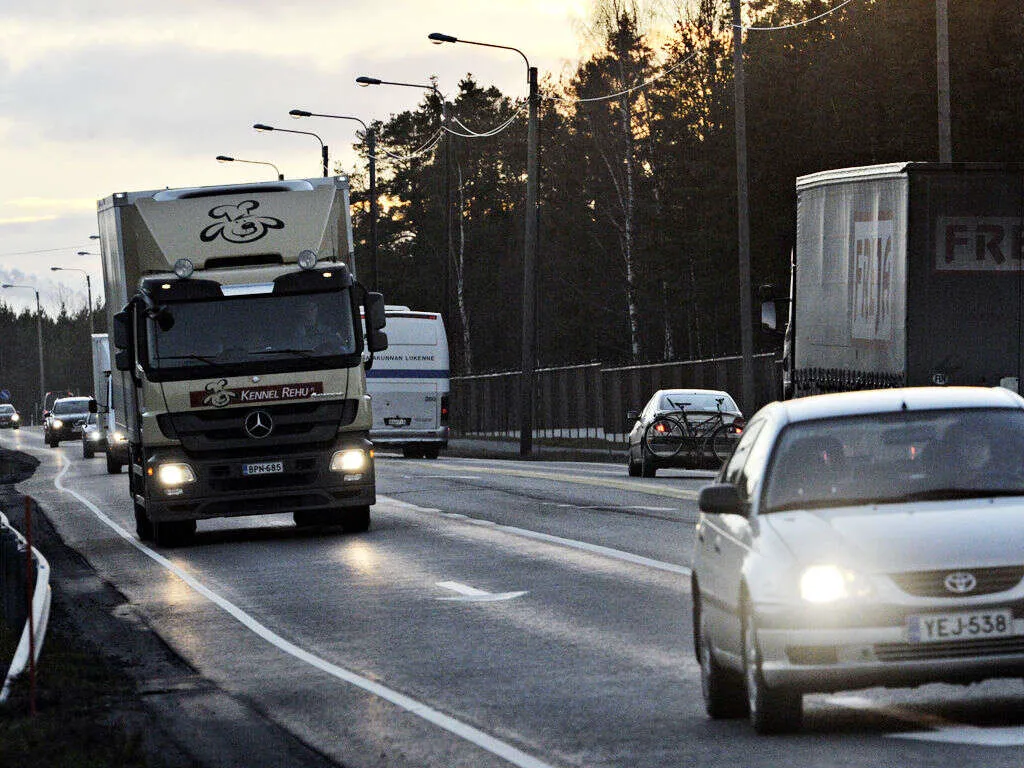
440 394 450 425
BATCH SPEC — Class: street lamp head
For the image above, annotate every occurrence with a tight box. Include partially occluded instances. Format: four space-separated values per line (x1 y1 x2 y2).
50 266 61 272
253 123 275 132
289 109 312 118
216 155 234 163
356 76 381 87
428 32 458 44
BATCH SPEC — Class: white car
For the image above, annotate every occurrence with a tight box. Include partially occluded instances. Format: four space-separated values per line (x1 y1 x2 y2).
691 386 1024 733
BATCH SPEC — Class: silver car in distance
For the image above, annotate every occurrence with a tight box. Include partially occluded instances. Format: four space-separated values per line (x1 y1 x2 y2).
691 387 1024 734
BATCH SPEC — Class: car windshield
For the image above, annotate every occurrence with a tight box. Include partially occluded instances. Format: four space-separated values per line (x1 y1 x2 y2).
659 393 737 413
0 405 14 414
762 407 1024 512
147 290 357 373
53 398 91 414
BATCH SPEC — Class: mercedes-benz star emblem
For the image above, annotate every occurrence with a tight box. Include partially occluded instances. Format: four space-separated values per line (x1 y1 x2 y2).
943 571 977 594
244 410 274 439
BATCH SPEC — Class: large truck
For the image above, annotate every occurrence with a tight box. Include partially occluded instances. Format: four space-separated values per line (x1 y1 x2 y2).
367 307 450 458
762 163 1024 397
98 176 388 546
84 333 128 472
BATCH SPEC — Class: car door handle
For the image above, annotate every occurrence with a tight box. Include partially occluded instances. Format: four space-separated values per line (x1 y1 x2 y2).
713 535 722 554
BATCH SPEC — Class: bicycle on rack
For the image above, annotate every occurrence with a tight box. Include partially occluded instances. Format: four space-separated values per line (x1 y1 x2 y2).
641 398 742 474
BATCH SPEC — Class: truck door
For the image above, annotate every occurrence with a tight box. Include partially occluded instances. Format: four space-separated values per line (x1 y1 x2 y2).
906 168 1024 389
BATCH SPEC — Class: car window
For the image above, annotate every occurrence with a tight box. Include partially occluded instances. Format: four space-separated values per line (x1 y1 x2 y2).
0 405 13 413
53 398 91 414
761 407 1024 512
736 420 776 501
721 417 766 484
659 392 738 413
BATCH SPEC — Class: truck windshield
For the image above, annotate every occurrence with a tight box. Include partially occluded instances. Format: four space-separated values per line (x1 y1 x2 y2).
145 290 357 375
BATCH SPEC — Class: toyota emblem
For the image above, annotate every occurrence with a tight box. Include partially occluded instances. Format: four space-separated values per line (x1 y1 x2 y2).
943 571 977 594
244 410 274 439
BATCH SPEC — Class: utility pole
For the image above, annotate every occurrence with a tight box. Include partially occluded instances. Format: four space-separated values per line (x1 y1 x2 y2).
731 0 755 414
936 0 952 162
520 65 539 456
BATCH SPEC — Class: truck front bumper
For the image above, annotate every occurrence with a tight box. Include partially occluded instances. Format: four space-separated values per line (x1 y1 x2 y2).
140 438 375 522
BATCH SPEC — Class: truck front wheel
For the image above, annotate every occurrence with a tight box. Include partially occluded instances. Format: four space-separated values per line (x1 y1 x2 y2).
342 505 371 533
153 519 196 548
106 452 122 474
134 503 153 541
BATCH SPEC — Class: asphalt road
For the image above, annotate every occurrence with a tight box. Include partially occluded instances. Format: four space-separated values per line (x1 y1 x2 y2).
2 427 1023 768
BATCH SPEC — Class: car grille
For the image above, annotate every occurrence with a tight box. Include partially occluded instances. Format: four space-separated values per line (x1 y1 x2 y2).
890 566 1024 597
874 635 1024 662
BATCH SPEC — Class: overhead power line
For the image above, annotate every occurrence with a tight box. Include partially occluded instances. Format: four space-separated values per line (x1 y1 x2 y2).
740 0 861 31
552 49 700 105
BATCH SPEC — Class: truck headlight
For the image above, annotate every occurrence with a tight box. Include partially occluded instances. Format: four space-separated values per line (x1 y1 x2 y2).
51 419 64 429
330 448 369 473
156 463 196 486
800 564 872 603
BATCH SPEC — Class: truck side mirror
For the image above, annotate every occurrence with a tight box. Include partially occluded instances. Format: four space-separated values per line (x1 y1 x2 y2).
761 300 778 332
364 291 389 353
112 310 135 372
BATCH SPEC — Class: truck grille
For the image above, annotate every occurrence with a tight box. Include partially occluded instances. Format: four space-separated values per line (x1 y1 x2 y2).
158 399 358 454
890 566 1024 597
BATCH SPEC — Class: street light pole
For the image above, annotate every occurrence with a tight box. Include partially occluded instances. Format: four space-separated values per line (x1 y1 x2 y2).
290 109 378 291
50 264 93 335
215 155 284 180
729 1 756 416
428 32 540 457
936 0 952 162
356 76 450 309
1 284 45 419
253 123 329 177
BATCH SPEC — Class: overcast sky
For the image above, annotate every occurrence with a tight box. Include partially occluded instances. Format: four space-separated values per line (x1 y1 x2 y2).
0 1 594 314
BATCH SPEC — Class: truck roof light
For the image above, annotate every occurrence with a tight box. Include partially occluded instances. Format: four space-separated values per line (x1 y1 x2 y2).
297 249 318 270
173 259 195 278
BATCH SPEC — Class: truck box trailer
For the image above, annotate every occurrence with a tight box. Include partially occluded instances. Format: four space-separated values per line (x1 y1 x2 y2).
98 176 388 546
764 163 1024 396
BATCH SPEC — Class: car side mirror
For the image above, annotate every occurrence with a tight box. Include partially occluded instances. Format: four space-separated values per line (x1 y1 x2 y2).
698 483 746 516
88 399 98 414
626 410 640 422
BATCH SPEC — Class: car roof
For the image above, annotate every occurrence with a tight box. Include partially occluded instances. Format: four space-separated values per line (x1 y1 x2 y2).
655 388 734 398
770 386 1024 425
54 396 89 404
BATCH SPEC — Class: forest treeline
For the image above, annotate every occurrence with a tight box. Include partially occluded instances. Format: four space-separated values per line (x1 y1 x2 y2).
3 0 1022 413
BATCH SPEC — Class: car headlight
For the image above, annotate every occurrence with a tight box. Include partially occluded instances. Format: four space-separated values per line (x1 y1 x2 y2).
800 564 873 603
155 463 196 486
51 419 64 429
89 430 102 441
110 431 126 443
330 448 370 473
11 414 19 422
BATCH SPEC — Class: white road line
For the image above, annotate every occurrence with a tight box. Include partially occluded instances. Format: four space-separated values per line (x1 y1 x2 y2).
546 503 678 512
51 464 558 768
436 581 528 602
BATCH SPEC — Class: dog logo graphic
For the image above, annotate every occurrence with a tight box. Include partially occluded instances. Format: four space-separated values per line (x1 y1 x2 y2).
202 379 237 408
200 200 284 244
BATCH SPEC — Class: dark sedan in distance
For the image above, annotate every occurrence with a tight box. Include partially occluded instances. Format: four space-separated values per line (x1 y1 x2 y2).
0 403 20 429
43 396 92 447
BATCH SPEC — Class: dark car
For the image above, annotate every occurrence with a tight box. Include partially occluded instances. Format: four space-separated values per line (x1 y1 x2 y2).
44 396 92 447
0 403 20 429
626 388 743 476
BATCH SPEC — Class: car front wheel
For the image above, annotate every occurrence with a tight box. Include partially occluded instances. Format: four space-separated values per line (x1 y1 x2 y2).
696 588 746 719
743 598 802 734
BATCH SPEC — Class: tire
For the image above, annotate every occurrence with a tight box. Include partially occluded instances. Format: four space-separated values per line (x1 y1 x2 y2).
134 503 153 541
422 447 440 460
153 519 196 548
49 437 59 448
643 417 686 460
402 446 424 459
743 598 803 734
627 447 641 477
640 446 657 477
106 452 122 474
711 423 740 465
83 441 95 459
342 505 371 533
695 588 747 719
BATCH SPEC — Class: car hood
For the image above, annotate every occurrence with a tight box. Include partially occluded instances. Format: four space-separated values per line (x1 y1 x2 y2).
761 497 1024 572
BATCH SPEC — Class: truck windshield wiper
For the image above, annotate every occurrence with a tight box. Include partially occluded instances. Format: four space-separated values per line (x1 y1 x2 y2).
160 353 219 364
249 347 316 359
